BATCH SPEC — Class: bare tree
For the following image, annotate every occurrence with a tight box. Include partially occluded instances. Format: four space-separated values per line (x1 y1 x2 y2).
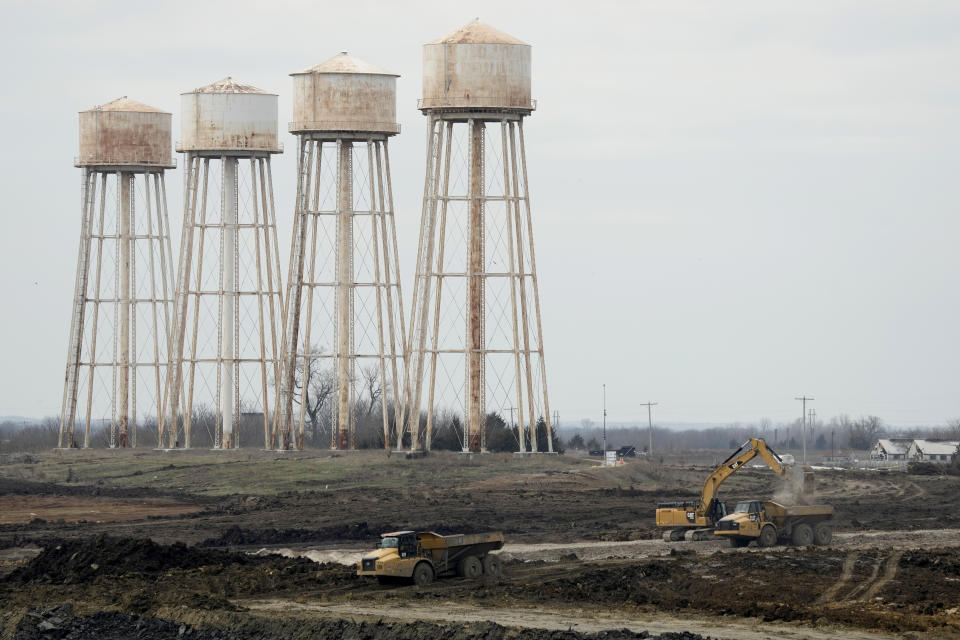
847 415 885 450
360 365 382 417
291 344 336 446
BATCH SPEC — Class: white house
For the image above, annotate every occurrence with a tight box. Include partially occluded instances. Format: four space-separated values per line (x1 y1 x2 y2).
906 440 959 463
870 438 913 461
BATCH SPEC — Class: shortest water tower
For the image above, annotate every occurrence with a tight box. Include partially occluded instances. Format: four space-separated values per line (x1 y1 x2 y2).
277 52 407 451
163 78 284 450
406 20 553 454
60 97 176 449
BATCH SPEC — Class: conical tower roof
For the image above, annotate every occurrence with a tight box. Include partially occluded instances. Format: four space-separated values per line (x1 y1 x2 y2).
428 19 527 45
188 77 273 95
84 96 168 114
293 51 398 77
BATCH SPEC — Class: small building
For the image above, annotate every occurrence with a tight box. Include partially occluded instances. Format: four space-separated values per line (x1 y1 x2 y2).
907 440 959 463
870 438 913 461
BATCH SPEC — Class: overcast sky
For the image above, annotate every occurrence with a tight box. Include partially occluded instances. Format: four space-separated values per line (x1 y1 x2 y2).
1 0 958 428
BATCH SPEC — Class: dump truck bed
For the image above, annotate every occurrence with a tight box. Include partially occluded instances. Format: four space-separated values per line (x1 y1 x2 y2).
417 531 504 551
766 502 834 518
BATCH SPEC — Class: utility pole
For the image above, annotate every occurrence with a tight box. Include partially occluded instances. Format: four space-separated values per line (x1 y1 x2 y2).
602 384 607 456
639 401 657 457
795 396 814 464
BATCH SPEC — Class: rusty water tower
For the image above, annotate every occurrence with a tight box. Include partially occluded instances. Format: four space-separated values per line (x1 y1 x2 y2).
405 20 553 453
59 97 176 448
276 52 407 450
161 78 284 450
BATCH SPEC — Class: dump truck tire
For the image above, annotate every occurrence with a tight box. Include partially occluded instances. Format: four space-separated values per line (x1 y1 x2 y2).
459 555 482 579
728 537 750 548
482 554 502 577
791 523 814 547
413 562 434 586
759 525 778 547
813 523 832 546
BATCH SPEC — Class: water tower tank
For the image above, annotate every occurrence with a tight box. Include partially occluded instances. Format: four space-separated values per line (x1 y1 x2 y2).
180 78 280 153
77 97 173 167
421 19 532 111
290 52 399 135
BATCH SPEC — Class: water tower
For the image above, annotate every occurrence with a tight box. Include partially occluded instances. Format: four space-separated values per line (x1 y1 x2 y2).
276 52 407 450
405 20 553 453
59 97 176 448
161 78 284 450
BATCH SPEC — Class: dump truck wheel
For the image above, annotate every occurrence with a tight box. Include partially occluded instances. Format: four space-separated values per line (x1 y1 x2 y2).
728 537 750 548
813 523 832 546
412 562 434 587
759 525 778 547
791 523 814 547
459 555 483 579
482 554 502 577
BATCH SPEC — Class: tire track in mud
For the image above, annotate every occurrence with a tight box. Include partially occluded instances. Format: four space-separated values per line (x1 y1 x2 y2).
817 551 857 604
817 551 903 605
860 551 902 601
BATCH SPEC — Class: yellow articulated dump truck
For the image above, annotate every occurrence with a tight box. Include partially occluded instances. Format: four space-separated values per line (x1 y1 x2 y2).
715 500 834 548
357 531 505 586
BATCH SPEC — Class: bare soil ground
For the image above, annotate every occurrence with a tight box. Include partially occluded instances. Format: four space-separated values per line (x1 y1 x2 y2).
1 449 959 639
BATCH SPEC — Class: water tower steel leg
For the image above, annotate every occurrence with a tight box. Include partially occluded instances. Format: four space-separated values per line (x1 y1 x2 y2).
144 173 163 447
84 173 108 449
167 154 198 448
118 172 131 448
336 140 354 450
250 157 270 449
221 156 237 448
297 145 320 451
379 141 408 449
422 120 446 450
518 121 553 451
130 173 139 449
263 158 284 448
406 117 444 451
506 124 536 452
186 158 212 449
279 138 314 451
425 120 453 452
374 142 398 448
154 171 176 448
502 121 526 453
366 141 389 449
60 168 95 448
467 120 486 453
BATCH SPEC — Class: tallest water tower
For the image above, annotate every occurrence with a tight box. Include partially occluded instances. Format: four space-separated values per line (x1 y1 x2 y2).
406 20 553 453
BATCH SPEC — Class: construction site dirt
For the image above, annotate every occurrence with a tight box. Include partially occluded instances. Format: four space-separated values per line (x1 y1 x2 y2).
1 449 959 639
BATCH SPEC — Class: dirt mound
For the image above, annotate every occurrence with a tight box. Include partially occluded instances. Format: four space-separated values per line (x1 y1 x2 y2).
528 562 687 606
201 521 495 547
13 605 245 640
7 536 267 584
13 605 711 640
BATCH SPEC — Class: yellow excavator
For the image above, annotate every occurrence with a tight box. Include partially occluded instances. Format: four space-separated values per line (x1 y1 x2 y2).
656 437 813 541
